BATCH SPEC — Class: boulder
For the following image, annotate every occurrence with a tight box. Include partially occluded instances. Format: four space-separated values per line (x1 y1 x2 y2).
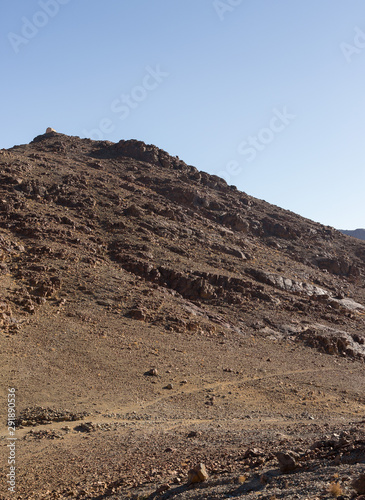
276 451 298 473
352 473 365 494
220 212 249 232
187 463 209 484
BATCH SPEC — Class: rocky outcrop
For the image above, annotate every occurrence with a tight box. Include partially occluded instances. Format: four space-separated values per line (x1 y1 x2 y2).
262 217 300 240
298 325 365 360
15 407 88 427
316 256 360 278
246 267 364 312
99 139 188 172
219 212 249 232
246 268 329 297
0 300 13 329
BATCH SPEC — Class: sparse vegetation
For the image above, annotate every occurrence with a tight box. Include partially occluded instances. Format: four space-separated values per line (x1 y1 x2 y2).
328 481 343 498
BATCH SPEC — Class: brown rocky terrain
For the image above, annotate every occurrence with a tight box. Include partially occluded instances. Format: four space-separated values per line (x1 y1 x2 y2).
0 130 364 499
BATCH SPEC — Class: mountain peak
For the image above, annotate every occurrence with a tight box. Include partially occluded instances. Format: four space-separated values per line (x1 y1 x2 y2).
1 133 365 499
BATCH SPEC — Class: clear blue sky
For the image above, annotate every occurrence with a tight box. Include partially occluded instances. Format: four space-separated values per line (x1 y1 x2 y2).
1 0 365 229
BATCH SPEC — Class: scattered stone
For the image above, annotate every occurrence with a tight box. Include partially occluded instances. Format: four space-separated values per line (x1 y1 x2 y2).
187 431 201 438
276 451 298 473
76 422 95 433
15 407 88 427
128 308 146 320
146 368 158 377
260 473 270 485
244 448 263 458
187 463 209 484
124 204 143 217
352 473 365 494
156 483 170 494
26 429 63 440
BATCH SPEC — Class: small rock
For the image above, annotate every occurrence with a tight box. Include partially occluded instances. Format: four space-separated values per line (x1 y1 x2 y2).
165 383 173 390
156 483 170 494
276 451 298 473
129 308 146 320
260 473 270 485
146 368 158 377
124 204 143 217
187 463 208 484
244 448 262 458
334 454 342 465
352 473 365 494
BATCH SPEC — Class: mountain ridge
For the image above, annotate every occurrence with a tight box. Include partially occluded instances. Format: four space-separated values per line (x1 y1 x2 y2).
0 131 364 499
339 228 365 241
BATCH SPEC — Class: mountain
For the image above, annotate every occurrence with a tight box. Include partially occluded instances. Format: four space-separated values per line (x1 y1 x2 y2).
339 228 365 241
1 131 364 499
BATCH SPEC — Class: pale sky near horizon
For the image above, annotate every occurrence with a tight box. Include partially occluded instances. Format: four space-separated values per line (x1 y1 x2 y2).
1 1 365 229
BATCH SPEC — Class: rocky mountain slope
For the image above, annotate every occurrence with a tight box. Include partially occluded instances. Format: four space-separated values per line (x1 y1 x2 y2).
0 131 364 499
340 229 365 241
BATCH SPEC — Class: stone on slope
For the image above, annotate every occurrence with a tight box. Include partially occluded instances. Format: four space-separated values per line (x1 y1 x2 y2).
187 463 209 484
352 473 365 494
276 451 298 473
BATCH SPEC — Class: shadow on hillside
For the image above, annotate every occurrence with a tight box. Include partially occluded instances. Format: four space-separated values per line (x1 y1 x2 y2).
148 474 268 499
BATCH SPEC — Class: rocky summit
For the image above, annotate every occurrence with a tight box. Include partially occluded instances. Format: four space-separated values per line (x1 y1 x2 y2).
0 131 364 499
